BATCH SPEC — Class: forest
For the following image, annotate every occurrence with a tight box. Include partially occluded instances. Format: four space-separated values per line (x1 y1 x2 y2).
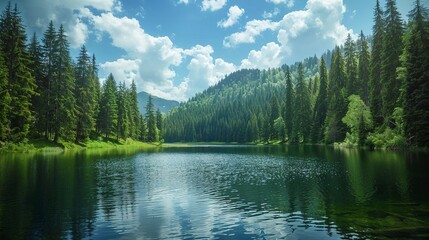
0 2 162 146
164 0 429 149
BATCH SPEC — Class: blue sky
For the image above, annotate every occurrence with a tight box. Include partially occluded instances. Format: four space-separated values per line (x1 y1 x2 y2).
2 0 421 101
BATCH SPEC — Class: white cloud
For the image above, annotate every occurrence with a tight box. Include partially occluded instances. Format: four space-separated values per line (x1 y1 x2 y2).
201 0 227 11
262 8 280 19
183 45 236 97
100 58 141 86
68 18 88 48
223 19 279 47
266 0 294 8
240 42 282 69
217 5 245 28
228 0 354 65
178 0 190 4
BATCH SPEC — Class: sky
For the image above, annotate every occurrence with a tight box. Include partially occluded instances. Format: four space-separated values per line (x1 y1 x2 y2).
1 0 423 101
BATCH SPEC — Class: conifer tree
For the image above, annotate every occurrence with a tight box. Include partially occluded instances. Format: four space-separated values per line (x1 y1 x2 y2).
370 0 385 127
284 65 293 141
403 0 429 147
344 34 358 95
325 46 348 143
99 74 117 139
129 80 140 138
28 33 43 135
146 94 157 142
0 3 36 141
117 81 128 140
0 48 10 141
52 25 76 142
381 0 403 125
91 54 101 134
269 95 280 141
75 45 95 141
311 57 328 143
292 63 312 143
156 108 163 141
357 31 371 104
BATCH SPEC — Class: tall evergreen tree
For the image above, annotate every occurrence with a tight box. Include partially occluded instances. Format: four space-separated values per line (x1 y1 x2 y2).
357 31 371 104
292 63 312 143
129 80 140 138
325 46 348 143
28 33 43 136
117 81 129 140
146 94 157 142
311 57 328 143
75 45 95 142
156 108 163 141
41 20 57 138
91 54 101 134
370 0 385 127
381 0 404 126
344 33 358 95
0 3 36 141
99 74 117 139
51 25 76 142
269 95 280 141
0 47 11 141
284 65 293 141
403 0 429 147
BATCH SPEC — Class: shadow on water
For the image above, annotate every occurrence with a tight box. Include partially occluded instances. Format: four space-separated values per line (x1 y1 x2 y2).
0 145 428 239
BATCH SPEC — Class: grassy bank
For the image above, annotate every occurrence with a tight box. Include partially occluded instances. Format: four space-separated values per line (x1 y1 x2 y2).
0 138 160 153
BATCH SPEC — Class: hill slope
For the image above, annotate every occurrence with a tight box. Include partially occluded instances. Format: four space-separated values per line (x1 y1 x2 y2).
137 91 180 114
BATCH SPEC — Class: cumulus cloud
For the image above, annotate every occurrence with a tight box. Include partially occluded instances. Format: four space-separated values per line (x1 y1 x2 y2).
223 19 279 47
217 5 245 28
201 0 227 11
262 8 280 19
228 0 354 65
100 59 141 86
14 0 121 48
266 0 294 8
240 42 282 69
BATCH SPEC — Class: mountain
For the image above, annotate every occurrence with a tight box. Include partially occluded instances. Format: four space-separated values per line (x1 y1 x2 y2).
137 91 180 114
164 55 320 143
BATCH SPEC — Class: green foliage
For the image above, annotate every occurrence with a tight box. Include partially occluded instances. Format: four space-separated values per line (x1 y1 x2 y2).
342 95 373 146
344 34 358 95
284 65 293 141
311 57 328 143
291 63 312 143
146 94 157 142
99 74 117 139
357 31 371 104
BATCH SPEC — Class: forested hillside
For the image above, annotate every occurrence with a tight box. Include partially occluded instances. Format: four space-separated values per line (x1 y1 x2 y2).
137 91 179 114
165 0 429 148
0 2 162 145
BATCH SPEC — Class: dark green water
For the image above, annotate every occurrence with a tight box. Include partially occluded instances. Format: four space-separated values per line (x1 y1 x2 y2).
0 145 428 239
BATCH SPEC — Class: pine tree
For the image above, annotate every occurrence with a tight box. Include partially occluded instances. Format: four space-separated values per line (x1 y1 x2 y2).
156 108 163 141
28 33 43 136
75 45 95 142
138 114 147 142
370 0 385 127
284 65 293 141
91 54 101 134
292 63 312 143
117 81 128 140
403 0 429 147
311 57 328 143
41 20 57 138
381 0 403 126
52 25 76 142
99 74 117 139
357 31 371 104
0 3 36 142
129 80 140 138
0 47 10 141
269 95 280 141
344 33 358 95
146 94 157 142
325 46 348 143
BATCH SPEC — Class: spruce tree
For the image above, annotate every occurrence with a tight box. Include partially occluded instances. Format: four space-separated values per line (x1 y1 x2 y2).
0 48 10 141
0 3 36 142
325 46 348 143
357 31 371 104
292 63 312 143
403 0 429 147
99 74 117 139
28 33 44 136
75 45 95 142
156 108 163 141
381 0 403 126
52 25 76 142
284 65 293 141
146 94 157 142
269 95 280 141
311 57 328 143
344 33 358 95
129 80 140 138
370 0 385 127
117 81 128 140
91 54 101 134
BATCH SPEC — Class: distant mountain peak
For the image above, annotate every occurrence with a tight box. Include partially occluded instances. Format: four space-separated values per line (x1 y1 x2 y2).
137 91 179 114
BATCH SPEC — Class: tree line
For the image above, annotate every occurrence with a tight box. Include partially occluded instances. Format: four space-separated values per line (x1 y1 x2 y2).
165 0 429 148
0 2 162 144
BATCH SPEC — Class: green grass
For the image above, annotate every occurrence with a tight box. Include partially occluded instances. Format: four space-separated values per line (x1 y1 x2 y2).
0 137 160 153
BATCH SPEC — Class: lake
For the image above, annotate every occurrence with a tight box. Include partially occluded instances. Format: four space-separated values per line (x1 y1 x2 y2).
0 145 428 239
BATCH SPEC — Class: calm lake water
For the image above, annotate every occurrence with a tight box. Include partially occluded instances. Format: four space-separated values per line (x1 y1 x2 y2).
0 145 428 239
